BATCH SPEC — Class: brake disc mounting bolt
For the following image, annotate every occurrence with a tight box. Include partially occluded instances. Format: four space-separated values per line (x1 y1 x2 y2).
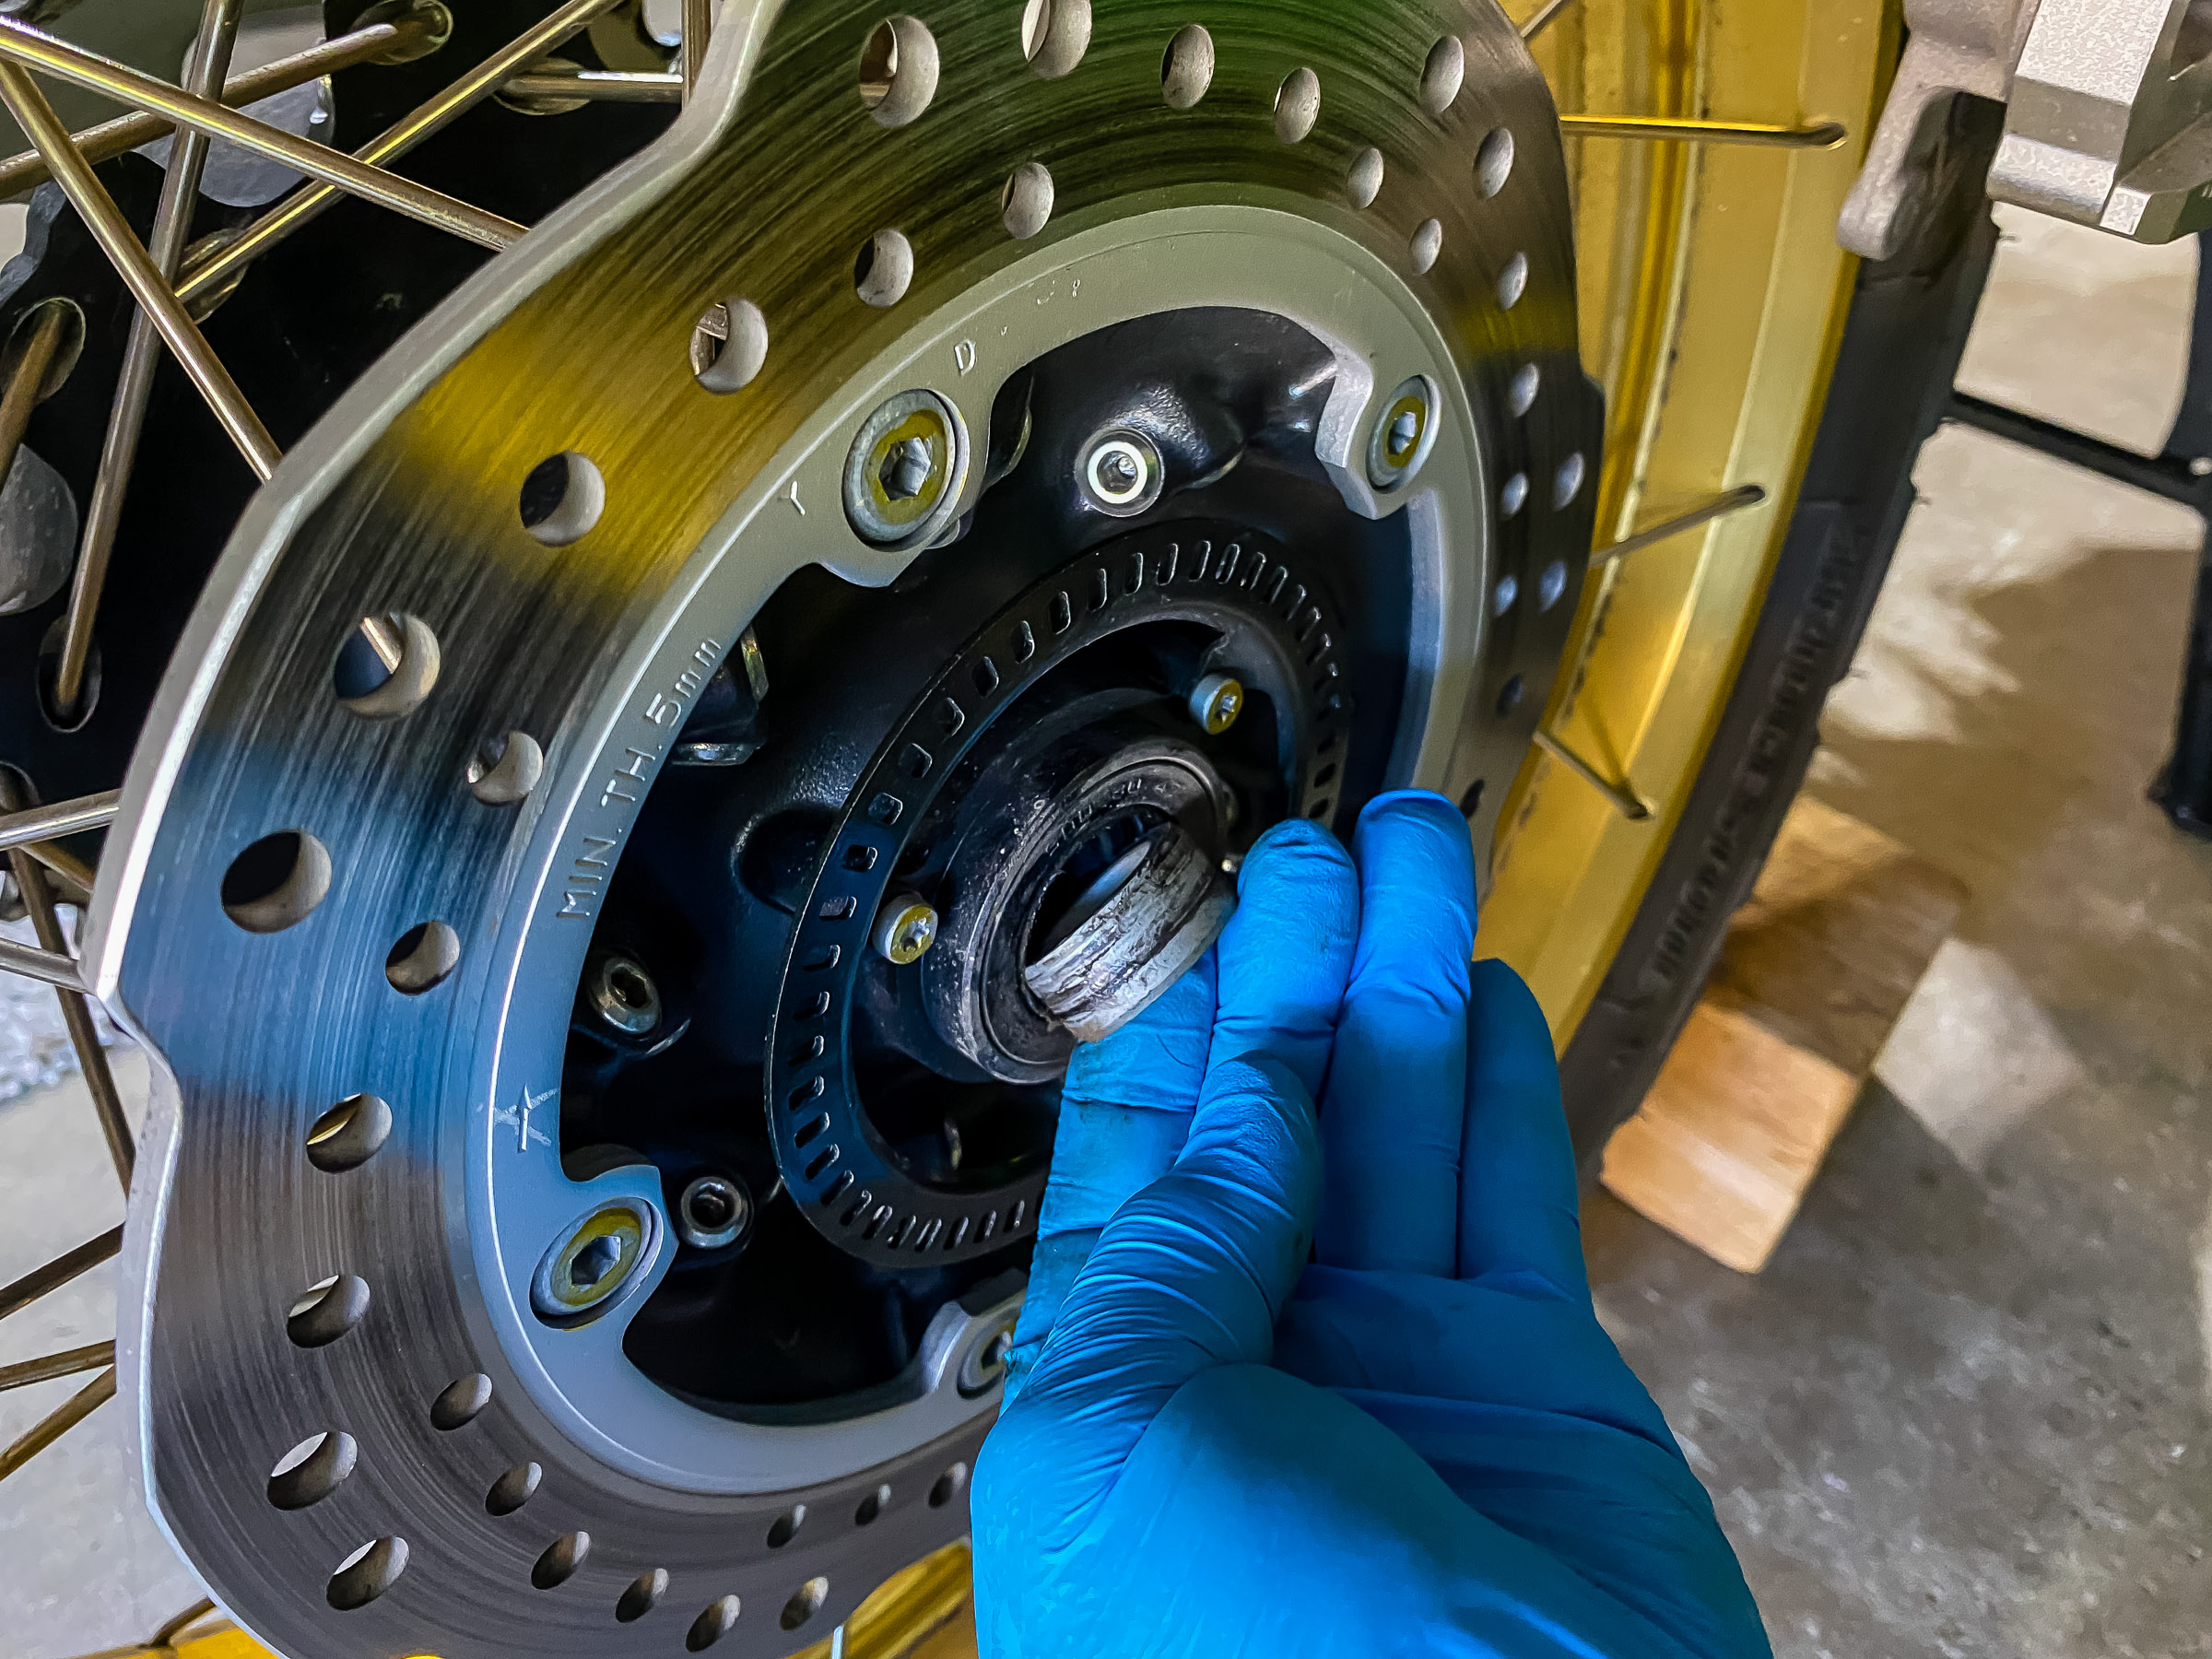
530 1202 653 1324
873 891 939 964
1367 374 1438 490
1188 672 1245 735
586 953 661 1036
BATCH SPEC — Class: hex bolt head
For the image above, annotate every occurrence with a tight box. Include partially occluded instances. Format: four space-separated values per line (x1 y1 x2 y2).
1367 374 1438 489
677 1173 751 1252
873 892 939 965
586 954 661 1037
1080 429 1163 515
529 1202 653 1324
1188 672 1245 735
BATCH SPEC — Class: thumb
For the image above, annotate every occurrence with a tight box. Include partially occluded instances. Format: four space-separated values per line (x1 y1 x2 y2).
981 1053 1320 1535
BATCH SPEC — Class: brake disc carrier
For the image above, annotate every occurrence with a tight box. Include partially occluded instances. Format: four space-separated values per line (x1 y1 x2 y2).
71 3 1597 1654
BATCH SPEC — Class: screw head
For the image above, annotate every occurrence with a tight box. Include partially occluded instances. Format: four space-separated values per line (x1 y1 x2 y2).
530 1203 653 1323
1367 374 1438 489
1081 429 1162 515
586 954 661 1036
873 892 939 965
677 1173 751 1252
844 388 963 547
1188 672 1245 735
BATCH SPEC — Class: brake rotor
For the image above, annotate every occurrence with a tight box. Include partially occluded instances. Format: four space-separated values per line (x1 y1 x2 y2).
31 2 1597 1654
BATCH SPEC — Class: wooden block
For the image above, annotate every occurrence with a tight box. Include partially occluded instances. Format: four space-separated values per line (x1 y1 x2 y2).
1600 794 1967 1272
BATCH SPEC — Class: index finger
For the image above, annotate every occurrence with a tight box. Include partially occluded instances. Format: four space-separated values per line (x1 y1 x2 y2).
1004 948 1217 1403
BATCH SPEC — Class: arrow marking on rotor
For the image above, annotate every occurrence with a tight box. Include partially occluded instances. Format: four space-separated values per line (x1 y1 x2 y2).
785 478 805 515
490 1084 556 1153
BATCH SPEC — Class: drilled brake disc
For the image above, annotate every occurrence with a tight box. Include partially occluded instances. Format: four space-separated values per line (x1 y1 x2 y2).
60 2 1596 1654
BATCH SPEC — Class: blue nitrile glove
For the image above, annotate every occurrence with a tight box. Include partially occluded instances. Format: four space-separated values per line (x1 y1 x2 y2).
973 791 1768 1659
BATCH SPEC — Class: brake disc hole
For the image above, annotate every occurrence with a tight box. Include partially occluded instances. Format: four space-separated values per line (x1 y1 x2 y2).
306 1092 393 1173
331 610 441 717
518 451 606 547
927 1461 968 1507
1274 66 1320 143
1420 34 1466 115
766 1503 806 1547
1410 217 1443 274
532 1530 591 1590
1553 452 1587 509
782 1577 830 1630
385 919 460 994
1347 145 1384 209
466 729 544 806
687 1594 741 1652
853 227 916 309
854 1484 890 1524
485 1460 542 1516
1498 250 1530 310
856 16 938 127
689 297 770 394
1020 0 1090 77
1509 360 1542 417
266 1430 357 1512
1160 23 1214 109
325 1535 407 1611
220 829 332 934
287 1273 371 1348
1476 126 1516 198
429 1371 492 1430
618 1569 669 1624
1002 160 1055 239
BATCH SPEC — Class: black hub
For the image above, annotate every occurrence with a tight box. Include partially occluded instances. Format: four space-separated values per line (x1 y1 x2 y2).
571 309 1415 1413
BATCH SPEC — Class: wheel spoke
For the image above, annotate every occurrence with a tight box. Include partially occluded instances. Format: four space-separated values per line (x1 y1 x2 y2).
506 65 682 103
0 1365 116 1483
50 0 245 724
1590 484 1769 567
0 935 84 991
176 0 626 307
682 0 714 102
0 17 524 252
1559 114 1848 149
0 300 67 492
1519 0 1579 41
0 8 446 199
0 63 280 478
147 1599 218 1650
0 1227 124 1322
1534 728 1650 821
0 1339 114 1394
0 789 119 853
0 775 133 1187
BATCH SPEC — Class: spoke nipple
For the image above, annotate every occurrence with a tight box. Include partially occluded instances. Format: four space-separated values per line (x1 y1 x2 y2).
1188 673 1245 735
873 892 939 964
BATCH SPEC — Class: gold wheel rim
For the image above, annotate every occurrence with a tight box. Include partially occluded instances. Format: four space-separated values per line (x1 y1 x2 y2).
1483 0 1895 1041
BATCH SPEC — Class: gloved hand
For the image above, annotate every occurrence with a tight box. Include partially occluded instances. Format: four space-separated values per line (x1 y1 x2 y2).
972 791 1768 1658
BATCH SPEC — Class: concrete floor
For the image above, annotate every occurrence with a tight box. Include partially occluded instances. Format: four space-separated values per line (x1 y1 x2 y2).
4 208 2210 1655
1589 206 2212 1658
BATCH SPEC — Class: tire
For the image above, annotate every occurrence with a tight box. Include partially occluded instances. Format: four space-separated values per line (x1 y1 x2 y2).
1559 97 2006 1162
